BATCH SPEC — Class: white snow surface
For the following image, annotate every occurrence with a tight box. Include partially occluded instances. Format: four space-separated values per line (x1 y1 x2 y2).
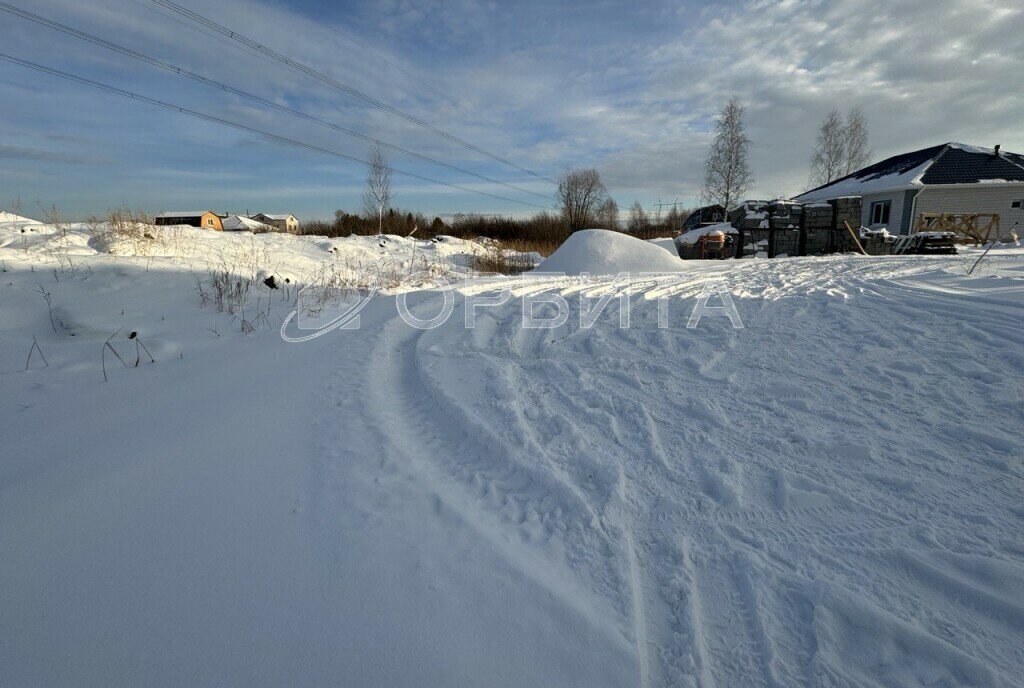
2 221 1024 687
0 211 44 225
539 228 687 274
646 236 678 254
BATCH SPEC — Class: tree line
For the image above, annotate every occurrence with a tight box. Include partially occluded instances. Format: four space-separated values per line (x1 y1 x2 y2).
697 99 872 214
308 106 870 245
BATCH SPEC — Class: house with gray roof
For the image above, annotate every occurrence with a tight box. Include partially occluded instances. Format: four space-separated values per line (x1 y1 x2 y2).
795 143 1024 235
251 213 299 234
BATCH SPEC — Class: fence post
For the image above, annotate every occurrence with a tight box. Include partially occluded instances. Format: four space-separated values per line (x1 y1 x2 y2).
766 205 776 259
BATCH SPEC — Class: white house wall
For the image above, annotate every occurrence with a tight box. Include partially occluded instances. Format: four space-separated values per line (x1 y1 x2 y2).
860 192 906 233
915 185 1024 236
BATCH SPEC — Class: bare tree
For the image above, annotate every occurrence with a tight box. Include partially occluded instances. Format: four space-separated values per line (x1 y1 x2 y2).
809 110 846 187
627 200 648 233
842 108 871 175
702 99 753 214
362 141 394 236
810 108 871 185
557 167 609 232
597 197 619 230
665 205 682 233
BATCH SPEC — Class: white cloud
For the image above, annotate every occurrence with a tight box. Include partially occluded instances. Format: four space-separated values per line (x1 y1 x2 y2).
2 0 1022 216
594 0 1024 202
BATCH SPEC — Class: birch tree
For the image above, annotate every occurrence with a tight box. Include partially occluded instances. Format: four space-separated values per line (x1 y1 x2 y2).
842 108 871 175
809 110 846 187
362 141 394 236
810 108 871 185
702 99 753 214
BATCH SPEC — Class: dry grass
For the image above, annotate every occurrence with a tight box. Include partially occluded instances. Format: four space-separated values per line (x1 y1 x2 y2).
88 207 200 259
469 236 554 275
627 227 677 241
88 207 153 256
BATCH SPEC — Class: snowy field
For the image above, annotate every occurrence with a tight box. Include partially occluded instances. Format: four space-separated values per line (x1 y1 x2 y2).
2 219 1023 687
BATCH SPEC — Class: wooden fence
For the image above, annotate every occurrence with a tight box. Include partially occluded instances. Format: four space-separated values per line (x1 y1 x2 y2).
913 213 1000 244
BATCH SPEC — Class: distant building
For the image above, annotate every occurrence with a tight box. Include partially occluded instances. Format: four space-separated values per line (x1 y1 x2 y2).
680 205 726 232
795 143 1024 235
154 211 223 230
251 213 299 233
222 215 276 233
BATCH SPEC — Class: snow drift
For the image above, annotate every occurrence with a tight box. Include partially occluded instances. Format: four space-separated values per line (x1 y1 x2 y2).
0 211 43 226
3 218 1024 687
538 229 687 274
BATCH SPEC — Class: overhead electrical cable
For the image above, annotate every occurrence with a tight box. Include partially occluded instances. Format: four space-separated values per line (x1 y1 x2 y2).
316 21 506 131
0 2 549 201
0 53 551 210
148 0 555 184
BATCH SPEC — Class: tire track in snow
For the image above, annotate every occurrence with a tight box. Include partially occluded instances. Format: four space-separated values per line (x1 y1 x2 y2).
623 525 651 688
354 259 1023 686
689 550 779 688
361 293 634 655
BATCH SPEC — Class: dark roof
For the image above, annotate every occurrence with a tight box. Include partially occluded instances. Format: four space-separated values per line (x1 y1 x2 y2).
920 146 1024 184
797 143 1024 199
798 144 946 198
682 205 725 229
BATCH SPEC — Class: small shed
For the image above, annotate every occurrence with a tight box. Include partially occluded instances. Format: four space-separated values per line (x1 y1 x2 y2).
154 211 223 230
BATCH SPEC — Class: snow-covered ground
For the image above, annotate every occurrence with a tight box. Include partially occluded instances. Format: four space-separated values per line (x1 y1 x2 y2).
2 222 1023 687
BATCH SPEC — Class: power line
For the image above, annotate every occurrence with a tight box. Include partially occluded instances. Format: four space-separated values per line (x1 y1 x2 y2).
124 0 307 77
148 0 555 185
0 1 550 202
316 22 506 131
0 52 551 210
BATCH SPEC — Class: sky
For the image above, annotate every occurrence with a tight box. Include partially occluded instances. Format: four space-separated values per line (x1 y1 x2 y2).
1 0 1023 221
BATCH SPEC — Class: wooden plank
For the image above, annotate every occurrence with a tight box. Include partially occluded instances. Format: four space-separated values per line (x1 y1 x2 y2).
843 221 869 255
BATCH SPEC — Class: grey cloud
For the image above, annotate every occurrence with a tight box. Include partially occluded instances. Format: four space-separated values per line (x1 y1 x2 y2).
0 144 97 164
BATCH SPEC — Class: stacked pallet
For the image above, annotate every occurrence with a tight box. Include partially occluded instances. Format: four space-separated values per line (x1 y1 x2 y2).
729 201 769 230
858 228 896 256
914 232 958 254
802 203 835 255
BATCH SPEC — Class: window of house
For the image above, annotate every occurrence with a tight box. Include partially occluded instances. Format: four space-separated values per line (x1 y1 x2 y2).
1012 200 1022 209
207 218 214 226
870 200 891 225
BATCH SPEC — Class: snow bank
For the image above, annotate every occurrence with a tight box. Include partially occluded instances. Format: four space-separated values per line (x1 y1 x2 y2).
537 229 686 274
0 220 534 286
4 221 1024 686
0 211 43 225
646 237 677 254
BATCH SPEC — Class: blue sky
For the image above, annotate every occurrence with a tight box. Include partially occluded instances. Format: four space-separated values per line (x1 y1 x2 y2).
2 0 1022 221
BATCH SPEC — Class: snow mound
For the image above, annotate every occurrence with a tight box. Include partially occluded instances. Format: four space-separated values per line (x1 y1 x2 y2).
0 211 43 225
646 237 678 254
538 229 686 274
